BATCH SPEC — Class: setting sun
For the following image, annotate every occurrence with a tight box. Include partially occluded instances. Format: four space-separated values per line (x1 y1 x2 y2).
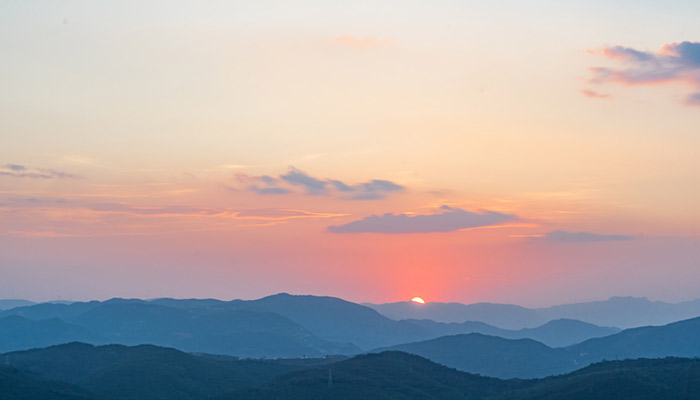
411 297 426 304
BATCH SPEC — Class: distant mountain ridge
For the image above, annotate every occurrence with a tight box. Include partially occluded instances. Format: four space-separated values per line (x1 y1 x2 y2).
0 294 626 356
0 298 359 357
407 318 620 348
0 300 35 311
378 314 700 378
365 296 700 329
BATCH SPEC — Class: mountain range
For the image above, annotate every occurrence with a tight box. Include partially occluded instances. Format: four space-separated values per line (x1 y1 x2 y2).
379 314 700 378
2 343 700 400
365 296 700 329
0 300 35 311
0 294 620 356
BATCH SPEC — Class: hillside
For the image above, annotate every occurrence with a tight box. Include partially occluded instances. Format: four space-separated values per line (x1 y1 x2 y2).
0 299 360 357
3 342 300 400
0 365 98 400
220 351 528 400
4 343 700 400
250 293 434 349
0 316 104 353
497 357 700 400
380 315 700 378
570 315 700 361
406 318 619 348
377 334 577 378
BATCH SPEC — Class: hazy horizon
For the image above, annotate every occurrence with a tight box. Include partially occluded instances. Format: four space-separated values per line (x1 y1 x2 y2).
4 292 700 310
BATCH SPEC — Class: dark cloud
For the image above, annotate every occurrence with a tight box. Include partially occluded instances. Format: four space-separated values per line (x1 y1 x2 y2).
543 230 634 243
239 167 404 200
0 164 80 179
328 205 516 234
587 41 700 105
280 167 328 195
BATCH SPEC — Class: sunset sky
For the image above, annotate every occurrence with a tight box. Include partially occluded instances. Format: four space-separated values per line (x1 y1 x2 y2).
1 0 699 306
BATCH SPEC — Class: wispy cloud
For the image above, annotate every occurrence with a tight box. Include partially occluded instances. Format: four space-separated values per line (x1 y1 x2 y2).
586 41 700 105
234 208 346 220
581 89 611 99
0 164 81 179
89 203 344 221
328 205 516 234
237 167 404 200
90 204 228 217
541 230 635 243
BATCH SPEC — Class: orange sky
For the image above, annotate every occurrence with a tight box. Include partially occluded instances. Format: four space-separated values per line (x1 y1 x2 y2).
1 0 699 305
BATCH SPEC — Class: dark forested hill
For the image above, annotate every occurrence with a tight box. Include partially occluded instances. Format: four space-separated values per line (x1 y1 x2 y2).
496 357 700 400
218 351 528 400
2 342 301 400
0 365 99 400
3 343 700 400
377 333 577 378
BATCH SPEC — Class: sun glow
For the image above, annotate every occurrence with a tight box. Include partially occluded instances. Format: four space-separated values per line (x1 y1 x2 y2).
411 296 426 304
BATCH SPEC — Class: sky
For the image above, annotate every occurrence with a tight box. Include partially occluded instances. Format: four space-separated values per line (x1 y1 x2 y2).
1 0 699 307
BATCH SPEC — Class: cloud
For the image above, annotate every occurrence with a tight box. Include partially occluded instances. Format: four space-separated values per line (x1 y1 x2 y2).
250 186 292 195
581 89 611 99
89 203 344 221
686 92 700 105
328 205 516 234
234 208 346 220
5 164 26 171
542 230 634 243
330 179 404 200
587 41 700 105
91 204 228 216
0 164 80 179
280 167 328 195
238 167 404 200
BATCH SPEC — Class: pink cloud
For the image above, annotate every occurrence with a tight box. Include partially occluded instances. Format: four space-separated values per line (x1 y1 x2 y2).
587 41 700 106
581 89 611 99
